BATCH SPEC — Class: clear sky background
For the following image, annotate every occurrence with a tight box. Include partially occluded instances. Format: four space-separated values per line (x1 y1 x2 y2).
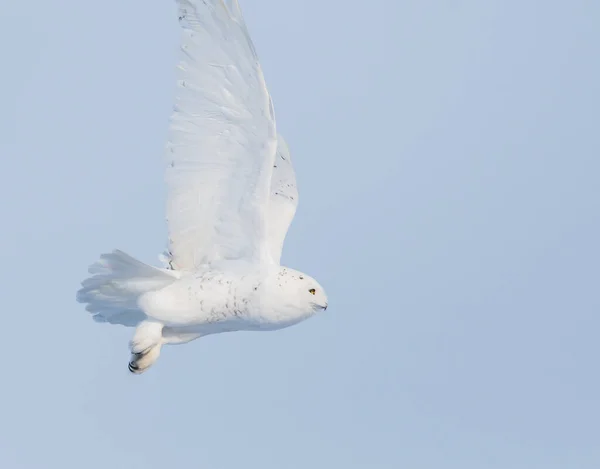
1 1 599 468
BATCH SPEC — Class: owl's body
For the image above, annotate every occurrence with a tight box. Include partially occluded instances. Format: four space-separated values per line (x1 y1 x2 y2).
140 261 325 332
77 251 327 373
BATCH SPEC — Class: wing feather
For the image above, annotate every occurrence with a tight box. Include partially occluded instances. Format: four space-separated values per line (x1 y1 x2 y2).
267 134 299 265
166 0 277 270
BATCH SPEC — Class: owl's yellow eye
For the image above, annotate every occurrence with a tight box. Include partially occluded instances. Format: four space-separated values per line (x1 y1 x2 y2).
309 288 316 295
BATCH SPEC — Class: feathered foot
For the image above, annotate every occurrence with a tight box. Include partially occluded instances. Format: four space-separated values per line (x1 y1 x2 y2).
128 320 163 375
128 345 161 374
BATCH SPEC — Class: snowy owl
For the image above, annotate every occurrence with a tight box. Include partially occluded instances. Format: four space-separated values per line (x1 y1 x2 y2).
76 0 328 374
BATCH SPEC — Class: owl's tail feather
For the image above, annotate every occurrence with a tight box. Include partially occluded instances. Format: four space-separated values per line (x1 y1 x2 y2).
76 250 178 327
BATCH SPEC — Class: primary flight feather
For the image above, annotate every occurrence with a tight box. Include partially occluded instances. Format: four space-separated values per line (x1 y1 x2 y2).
76 0 327 374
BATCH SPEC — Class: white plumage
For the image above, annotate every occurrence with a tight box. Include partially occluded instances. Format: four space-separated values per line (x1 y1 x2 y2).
77 0 327 374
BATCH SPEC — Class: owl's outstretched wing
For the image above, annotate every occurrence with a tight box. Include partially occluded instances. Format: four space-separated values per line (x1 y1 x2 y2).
166 0 277 270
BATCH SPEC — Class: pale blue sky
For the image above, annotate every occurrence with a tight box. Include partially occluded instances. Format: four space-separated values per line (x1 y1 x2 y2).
1 1 599 468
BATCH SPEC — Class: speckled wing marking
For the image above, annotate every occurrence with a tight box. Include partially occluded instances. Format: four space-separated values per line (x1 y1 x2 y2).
166 0 278 270
267 134 299 265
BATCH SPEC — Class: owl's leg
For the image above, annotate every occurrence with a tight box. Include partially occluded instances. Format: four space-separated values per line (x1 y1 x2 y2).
128 320 164 374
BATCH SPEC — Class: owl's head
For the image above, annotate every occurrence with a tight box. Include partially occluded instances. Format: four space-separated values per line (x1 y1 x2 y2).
264 267 328 319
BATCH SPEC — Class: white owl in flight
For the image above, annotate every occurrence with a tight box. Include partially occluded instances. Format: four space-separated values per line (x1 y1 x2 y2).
77 0 328 374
